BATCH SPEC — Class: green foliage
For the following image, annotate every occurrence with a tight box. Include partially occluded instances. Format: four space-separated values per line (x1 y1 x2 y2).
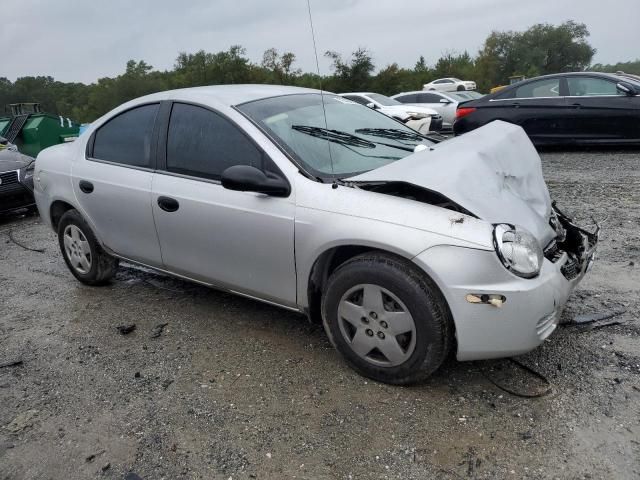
324 47 375 92
475 21 596 91
0 21 616 123
591 59 640 75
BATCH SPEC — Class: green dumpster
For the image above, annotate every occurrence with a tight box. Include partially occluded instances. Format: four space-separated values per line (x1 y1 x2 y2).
0 103 80 158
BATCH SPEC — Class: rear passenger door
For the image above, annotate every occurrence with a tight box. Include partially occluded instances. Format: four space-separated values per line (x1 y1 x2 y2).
74 103 163 266
151 102 297 306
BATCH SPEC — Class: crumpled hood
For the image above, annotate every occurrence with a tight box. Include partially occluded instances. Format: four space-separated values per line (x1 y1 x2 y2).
348 121 556 247
0 150 34 171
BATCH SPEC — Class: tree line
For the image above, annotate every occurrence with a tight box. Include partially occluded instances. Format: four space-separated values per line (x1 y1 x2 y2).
1 21 636 124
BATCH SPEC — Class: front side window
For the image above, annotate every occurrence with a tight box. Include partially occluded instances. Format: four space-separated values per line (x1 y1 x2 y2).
567 77 621 96
417 93 444 103
394 94 417 103
515 78 560 98
166 103 262 180
238 94 433 179
92 103 159 167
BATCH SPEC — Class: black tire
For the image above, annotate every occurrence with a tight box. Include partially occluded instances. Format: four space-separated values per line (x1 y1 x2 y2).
457 85 465 91
321 252 453 385
57 209 119 286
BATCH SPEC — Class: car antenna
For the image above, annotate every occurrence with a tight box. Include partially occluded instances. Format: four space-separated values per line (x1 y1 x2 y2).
306 0 337 187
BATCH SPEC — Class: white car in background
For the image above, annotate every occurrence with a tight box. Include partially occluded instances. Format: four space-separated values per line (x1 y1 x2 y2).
391 90 484 130
423 78 476 92
338 92 443 133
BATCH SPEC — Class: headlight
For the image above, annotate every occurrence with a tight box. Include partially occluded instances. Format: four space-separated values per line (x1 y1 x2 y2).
493 224 543 278
24 162 35 179
406 111 427 119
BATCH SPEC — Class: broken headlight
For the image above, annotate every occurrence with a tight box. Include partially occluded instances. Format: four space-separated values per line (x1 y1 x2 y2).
493 224 543 278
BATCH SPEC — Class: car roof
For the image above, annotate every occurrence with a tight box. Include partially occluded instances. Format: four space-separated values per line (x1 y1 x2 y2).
513 71 638 83
131 84 322 107
392 91 447 96
339 92 375 97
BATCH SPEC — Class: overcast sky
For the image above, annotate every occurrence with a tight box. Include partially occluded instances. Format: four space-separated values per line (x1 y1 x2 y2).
3 0 639 84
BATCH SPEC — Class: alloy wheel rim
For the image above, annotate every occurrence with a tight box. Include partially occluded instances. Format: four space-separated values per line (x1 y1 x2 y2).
337 284 417 367
63 225 92 274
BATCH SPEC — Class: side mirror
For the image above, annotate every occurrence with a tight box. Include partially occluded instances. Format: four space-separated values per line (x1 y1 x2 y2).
616 82 637 96
439 98 452 104
221 165 290 197
366 102 378 110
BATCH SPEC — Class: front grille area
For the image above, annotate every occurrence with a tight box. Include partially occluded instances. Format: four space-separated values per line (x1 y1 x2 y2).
544 241 562 263
0 170 19 192
0 170 33 212
561 257 580 280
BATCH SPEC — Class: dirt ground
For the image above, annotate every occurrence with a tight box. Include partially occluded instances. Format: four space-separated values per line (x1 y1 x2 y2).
1 150 639 480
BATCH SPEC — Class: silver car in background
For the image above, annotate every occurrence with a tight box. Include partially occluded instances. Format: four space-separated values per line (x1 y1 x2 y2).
392 90 485 130
34 85 598 384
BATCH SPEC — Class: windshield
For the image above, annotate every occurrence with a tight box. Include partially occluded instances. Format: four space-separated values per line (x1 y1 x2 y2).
238 93 433 179
366 93 402 106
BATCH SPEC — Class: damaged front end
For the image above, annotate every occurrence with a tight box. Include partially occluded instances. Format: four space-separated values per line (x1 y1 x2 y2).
544 203 599 282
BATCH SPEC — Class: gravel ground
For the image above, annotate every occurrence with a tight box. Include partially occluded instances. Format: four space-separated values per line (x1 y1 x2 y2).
1 150 639 480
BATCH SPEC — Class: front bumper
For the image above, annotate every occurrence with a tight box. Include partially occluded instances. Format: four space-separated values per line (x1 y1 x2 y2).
0 169 35 213
413 211 598 361
429 115 444 132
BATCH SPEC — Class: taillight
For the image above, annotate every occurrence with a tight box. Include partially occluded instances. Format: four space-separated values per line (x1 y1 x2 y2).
456 107 476 120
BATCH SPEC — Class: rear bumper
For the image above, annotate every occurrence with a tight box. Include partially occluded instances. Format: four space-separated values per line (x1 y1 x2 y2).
413 214 598 361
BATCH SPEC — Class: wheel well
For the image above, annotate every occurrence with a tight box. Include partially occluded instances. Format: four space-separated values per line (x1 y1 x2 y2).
50 201 75 231
306 246 412 324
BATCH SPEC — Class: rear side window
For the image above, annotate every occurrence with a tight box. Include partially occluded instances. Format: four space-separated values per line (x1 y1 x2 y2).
166 103 262 180
515 78 560 98
92 103 159 167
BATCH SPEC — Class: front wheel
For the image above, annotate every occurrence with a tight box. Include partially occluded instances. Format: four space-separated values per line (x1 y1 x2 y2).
58 209 119 285
457 85 465 91
321 252 453 385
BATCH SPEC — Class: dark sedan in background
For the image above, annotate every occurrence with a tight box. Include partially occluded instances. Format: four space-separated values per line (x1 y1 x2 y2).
0 149 36 214
454 72 640 146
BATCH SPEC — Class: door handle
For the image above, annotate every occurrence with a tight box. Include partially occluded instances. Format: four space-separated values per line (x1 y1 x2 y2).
571 103 582 109
512 102 520 108
157 196 179 212
79 180 94 194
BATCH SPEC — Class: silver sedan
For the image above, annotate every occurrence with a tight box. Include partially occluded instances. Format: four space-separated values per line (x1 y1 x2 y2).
34 85 598 384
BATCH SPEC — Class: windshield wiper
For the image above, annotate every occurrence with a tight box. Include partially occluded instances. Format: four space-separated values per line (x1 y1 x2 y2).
355 128 425 141
292 125 376 148
292 125 415 152
356 127 444 144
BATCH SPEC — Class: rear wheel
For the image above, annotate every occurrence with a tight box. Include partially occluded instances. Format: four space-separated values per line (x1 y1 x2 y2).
58 209 118 285
321 252 453 385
